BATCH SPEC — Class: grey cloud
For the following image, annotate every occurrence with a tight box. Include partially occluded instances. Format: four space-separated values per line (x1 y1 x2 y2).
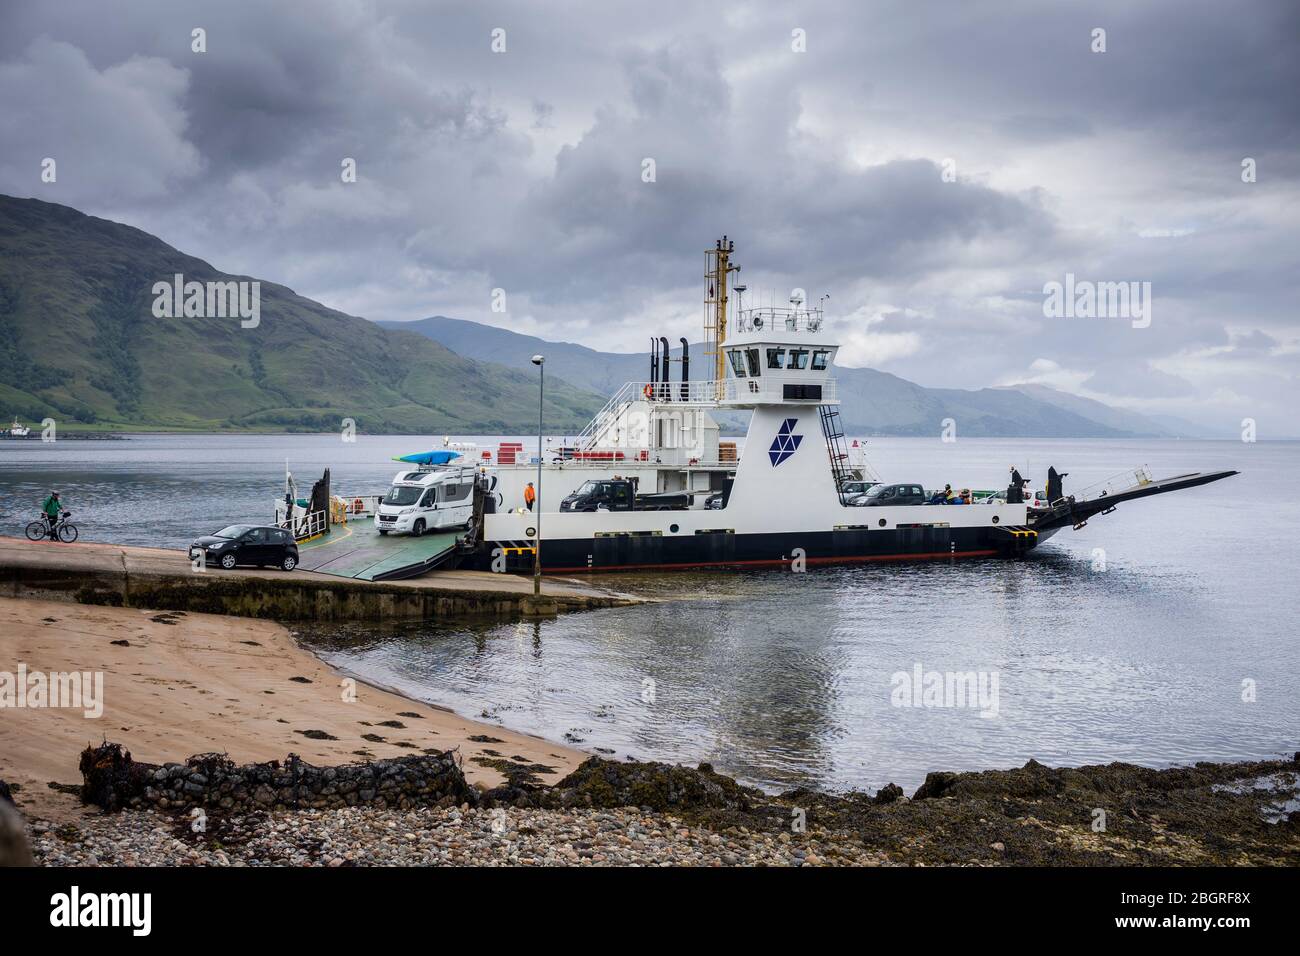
0 0 1295 431
1082 363 1196 399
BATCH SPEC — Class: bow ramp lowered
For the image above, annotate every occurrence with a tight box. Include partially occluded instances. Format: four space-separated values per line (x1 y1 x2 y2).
1028 467 1240 534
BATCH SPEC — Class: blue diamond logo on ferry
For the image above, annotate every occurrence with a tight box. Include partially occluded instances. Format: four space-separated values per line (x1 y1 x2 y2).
768 418 803 466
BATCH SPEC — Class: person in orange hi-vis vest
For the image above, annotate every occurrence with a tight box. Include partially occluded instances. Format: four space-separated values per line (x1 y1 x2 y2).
524 482 536 511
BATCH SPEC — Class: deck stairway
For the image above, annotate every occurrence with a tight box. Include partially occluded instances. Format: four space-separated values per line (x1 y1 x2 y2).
573 379 727 451
819 404 855 500
574 381 642 450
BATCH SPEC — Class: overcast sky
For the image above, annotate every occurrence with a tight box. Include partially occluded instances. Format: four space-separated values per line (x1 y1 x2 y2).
2 0 1296 432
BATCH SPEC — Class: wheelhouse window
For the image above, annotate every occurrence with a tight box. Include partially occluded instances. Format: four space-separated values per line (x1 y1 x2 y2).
766 348 786 369
811 350 829 371
727 350 747 377
788 349 810 370
745 348 761 377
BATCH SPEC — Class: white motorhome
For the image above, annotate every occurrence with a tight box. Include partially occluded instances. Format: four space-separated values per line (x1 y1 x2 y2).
375 464 478 536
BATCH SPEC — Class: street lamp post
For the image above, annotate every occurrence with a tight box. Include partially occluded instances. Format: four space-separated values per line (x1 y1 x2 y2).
531 354 544 595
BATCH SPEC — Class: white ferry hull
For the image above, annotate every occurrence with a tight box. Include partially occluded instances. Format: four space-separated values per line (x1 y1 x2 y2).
477 406 1034 572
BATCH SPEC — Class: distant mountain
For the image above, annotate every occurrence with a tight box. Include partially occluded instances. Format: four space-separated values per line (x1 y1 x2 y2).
1140 412 1222 440
999 383 1198 438
384 316 1178 439
387 316 652 397
0 197 601 433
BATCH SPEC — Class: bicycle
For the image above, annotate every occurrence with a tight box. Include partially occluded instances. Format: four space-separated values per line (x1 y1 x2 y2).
25 511 78 543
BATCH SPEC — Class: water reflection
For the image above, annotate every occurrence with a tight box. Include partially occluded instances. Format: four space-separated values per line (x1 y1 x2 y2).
6 434 1297 793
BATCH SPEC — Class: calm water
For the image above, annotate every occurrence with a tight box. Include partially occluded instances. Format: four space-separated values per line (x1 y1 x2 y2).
2 434 1295 793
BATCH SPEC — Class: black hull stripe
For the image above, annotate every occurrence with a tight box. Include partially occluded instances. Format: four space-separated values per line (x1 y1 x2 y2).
475 526 1030 573
542 549 1000 573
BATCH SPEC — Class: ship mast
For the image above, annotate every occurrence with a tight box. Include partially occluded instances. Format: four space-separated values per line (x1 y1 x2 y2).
704 236 740 395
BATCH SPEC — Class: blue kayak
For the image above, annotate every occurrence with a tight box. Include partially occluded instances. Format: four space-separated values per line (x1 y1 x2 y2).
393 450 462 465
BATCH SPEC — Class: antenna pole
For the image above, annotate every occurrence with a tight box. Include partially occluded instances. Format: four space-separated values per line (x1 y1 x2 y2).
704 236 739 397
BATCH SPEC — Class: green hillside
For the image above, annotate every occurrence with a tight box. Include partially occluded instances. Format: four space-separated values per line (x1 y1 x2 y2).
0 196 602 433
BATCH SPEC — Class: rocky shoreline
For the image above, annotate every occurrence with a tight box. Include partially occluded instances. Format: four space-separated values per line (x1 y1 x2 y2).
12 743 1300 867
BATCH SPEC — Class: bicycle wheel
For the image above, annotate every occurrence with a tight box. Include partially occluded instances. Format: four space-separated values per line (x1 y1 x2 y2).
58 522 78 543
25 520 47 541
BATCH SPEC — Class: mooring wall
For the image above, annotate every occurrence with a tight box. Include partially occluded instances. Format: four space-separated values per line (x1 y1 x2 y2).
0 542 631 621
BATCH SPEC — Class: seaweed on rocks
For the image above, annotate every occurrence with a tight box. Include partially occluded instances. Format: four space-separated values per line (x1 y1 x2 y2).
78 742 478 814
529 758 761 814
71 740 1300 865
79 742 157 811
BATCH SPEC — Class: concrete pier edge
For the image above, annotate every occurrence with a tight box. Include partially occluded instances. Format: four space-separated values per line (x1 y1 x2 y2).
0 537 639 622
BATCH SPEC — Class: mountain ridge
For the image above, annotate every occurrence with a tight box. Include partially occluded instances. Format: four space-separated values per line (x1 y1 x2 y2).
381 316 1201 438
0 196 601 433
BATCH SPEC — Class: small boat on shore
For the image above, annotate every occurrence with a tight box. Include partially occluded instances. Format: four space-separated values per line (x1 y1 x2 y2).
5 417 30 438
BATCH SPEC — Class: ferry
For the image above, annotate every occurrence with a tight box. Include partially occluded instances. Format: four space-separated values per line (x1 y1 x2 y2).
5 418 30 438
466 237 1238 574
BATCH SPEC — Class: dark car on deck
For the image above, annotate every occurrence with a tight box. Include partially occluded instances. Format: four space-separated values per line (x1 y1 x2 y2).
189 524 299 571
850 483 927 507
837 479 879 497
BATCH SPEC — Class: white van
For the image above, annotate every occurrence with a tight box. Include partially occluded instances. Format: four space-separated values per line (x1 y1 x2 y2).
375 466 476 536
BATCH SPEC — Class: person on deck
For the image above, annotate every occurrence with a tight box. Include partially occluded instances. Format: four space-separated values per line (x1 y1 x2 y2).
524 482 536 512
41 491 61 539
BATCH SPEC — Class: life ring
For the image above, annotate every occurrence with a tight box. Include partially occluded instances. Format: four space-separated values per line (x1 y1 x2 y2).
351 497 364 513
643 383 654 400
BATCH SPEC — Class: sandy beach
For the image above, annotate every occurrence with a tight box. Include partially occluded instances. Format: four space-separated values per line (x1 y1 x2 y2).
5 593 1297 868
0 596 587 821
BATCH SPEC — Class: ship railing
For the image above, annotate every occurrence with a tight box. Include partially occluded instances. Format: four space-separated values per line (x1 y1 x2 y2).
575 380 728 449
573 381 643 449
331 494 382 520
575 375 837 453
735 306 825 334
274 505 329 541
493 450 737 469
728 377 838 404
1074 465 1153 503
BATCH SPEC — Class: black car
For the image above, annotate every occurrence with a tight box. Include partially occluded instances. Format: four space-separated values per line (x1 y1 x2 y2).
189 524 299 571
851 482 927 506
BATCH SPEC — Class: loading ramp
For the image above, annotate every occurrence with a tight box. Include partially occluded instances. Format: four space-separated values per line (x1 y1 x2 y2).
296 523 463 581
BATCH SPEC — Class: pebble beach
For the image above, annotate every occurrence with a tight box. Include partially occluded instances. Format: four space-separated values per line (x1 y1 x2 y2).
30 806 867 867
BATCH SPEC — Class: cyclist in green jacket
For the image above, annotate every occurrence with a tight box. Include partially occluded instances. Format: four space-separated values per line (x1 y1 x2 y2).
41 492 61 539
